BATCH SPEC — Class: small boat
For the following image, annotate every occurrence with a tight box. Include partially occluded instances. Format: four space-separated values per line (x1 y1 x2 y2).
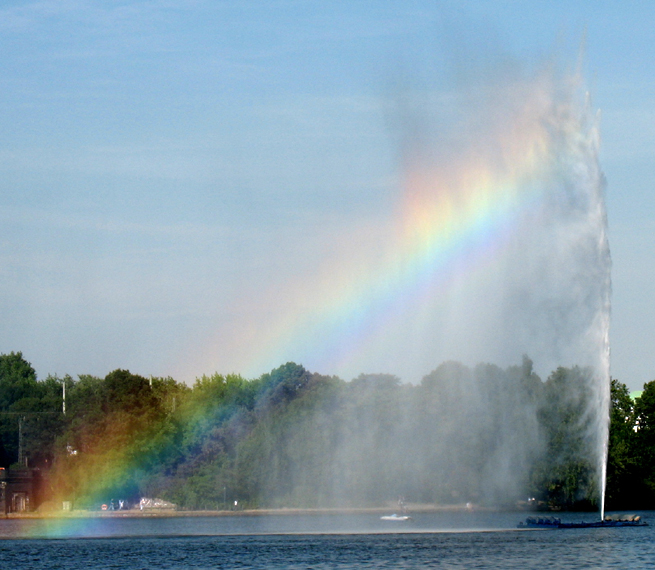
518 514 648 529
381 513 411 521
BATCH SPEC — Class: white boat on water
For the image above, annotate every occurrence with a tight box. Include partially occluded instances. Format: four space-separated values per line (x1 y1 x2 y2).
380 513 411 521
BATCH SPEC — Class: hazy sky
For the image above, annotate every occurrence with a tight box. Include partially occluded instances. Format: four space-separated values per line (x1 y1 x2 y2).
1 1 653 391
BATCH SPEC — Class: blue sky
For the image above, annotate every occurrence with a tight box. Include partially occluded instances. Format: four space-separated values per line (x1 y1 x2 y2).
0 1 653 390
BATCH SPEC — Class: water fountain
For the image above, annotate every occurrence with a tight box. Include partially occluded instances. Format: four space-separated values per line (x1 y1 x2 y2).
246 58 614 517
394 60 612 516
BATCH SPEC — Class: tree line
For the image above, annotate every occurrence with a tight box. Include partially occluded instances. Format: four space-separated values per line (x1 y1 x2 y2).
0 351 651 511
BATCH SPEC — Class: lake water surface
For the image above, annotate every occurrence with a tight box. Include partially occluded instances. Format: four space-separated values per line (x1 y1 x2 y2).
1 510 653 569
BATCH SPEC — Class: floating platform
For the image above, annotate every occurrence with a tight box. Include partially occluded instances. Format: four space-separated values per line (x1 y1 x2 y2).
518 514 648 529
380 514 412 521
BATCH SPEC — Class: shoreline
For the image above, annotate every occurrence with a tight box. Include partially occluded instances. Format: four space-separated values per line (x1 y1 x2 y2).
2 504 488 520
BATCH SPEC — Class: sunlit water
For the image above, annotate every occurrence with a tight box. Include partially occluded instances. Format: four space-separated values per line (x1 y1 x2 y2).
1 511 654 569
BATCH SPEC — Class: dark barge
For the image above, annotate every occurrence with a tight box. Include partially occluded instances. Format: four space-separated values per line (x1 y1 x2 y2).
517 514 648 529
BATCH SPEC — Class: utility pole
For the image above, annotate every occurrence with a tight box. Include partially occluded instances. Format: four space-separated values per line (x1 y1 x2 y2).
0 411 61 467
18 416 25 467
62 379 66 416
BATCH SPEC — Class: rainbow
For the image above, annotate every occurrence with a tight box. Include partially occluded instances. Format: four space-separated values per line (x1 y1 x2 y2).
8 377 251 538
234 71 570 380
5 66 596 539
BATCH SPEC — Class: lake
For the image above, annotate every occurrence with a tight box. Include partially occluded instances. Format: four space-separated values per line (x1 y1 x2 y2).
1 510 653 568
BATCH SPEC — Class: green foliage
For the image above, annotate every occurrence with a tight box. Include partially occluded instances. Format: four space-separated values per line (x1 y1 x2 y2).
0 352 38 408
4 351 655 512
0 352 50 466
529 367 599 508
631 380 655 506
606 378 637 508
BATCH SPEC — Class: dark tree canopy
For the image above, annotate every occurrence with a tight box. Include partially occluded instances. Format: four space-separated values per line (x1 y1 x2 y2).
0 352 652 512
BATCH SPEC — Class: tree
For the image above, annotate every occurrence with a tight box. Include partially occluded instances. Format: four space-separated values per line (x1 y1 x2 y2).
0 352 39 466
531 366 598 509
632 380 655 507
605 378 637 508
50 370 185 506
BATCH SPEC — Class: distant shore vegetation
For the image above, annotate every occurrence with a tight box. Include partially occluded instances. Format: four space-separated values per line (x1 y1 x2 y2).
0 351 650 511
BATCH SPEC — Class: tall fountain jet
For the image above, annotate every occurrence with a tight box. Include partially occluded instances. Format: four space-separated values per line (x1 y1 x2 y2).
393 56 611 513
236 53 612 512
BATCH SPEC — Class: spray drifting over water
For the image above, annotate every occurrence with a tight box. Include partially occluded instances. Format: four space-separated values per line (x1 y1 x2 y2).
194 54 611 511
394 56 611 513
